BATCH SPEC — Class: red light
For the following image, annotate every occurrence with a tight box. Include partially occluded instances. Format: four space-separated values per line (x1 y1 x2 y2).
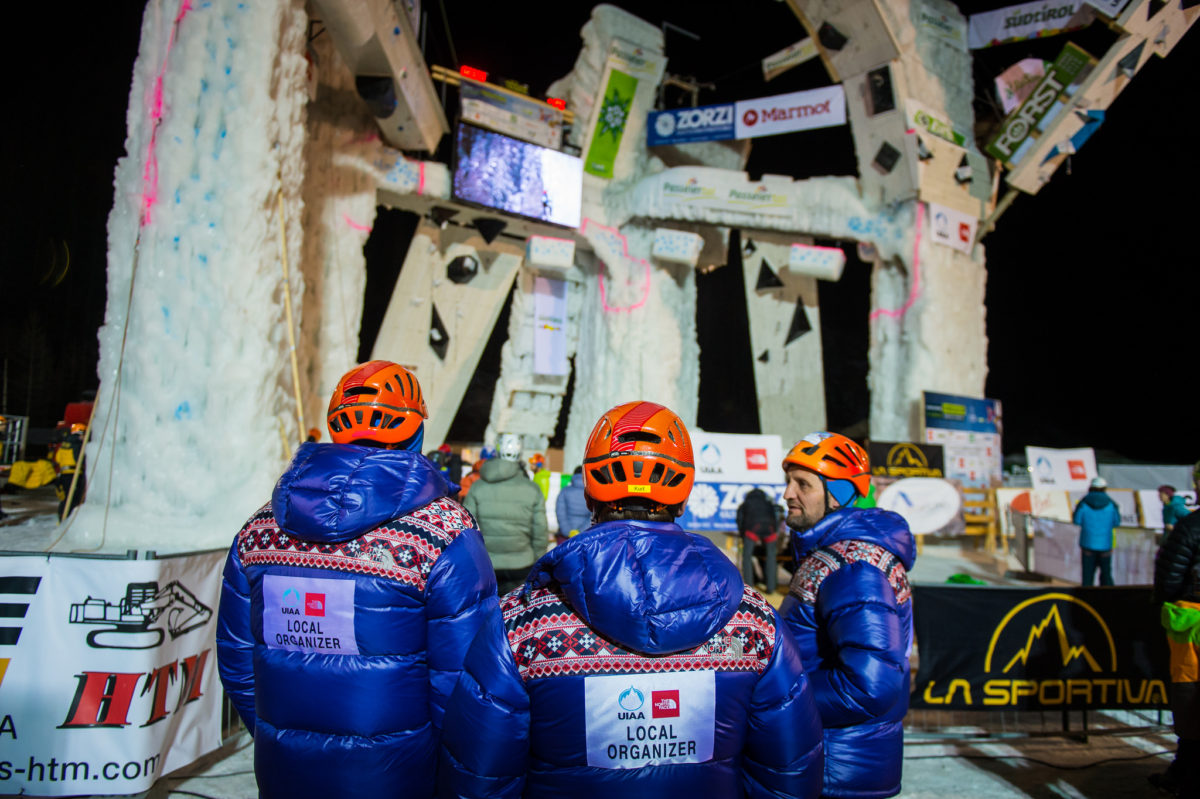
459 65 487 82
546 97 566 110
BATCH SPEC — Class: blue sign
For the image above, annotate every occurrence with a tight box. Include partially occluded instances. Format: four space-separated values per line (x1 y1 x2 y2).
646 102 736 147
677 482 784 533
923 391 1001 434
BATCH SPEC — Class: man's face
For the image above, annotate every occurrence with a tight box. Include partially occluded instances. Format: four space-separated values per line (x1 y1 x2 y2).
783 466 836 531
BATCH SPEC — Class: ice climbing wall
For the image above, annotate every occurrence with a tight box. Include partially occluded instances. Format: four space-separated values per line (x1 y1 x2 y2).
76 0 309 551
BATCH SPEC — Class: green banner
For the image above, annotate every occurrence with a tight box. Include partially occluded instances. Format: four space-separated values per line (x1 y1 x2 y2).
986 42 1092 164
584 68 638 179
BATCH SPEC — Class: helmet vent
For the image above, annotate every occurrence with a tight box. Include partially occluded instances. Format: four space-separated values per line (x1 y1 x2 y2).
329 416 342 433
590 465 613 485
370 410 383 428
822 453 848 468
388 416 404 429
616 431 661 445
649 462 665 483
343 386 378 397
354 410 364 424
405 372 416 396
665 471 686 488
611 461 627 482
632 461 644 478
383 381 394 392
339 412 352 430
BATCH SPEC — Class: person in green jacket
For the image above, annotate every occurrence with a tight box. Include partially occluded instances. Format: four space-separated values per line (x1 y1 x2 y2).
463 433 549 594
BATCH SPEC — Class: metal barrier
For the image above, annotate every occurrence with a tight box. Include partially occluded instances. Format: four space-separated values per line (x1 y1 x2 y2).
1 413 28 466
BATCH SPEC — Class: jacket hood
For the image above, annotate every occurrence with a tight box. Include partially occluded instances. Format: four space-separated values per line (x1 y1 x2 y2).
570 472 585 488
790 507 916 570
272 442 453 543
1082 490 1115 510
524 520 743 655
480 458 522 483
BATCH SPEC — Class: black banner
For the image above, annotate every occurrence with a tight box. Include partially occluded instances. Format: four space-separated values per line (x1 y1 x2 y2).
868 441 945 478
911 586 1168 710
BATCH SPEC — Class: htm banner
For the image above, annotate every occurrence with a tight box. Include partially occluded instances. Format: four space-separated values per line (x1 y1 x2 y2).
0 551 225 795
911 585 1168 710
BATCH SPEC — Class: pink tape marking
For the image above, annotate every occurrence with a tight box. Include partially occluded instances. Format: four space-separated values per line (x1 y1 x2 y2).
581 218 651 313
868 202 923 322
417 160 425 196
140 0 193 227
343 214 373 233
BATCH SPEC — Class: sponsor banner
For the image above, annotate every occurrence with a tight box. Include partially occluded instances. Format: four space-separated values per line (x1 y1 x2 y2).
735 85 846 139
986 42 1093 164
583 39 664 180
647 102 736 148
924 392 1002 488
584 671 715 768
868 441 946 478
928 201 978 253
678 431 785 532
460 81 564 150
912 586 1169 710
967 1 1095 49
656 173 793 221
0 551 224 796
917 8 968 49
1082 0 1132 17
995 58 1047 115
532 276 569 376
1026 446 1097 491
878 478 963 535
906 100 970 150
762 38 819 81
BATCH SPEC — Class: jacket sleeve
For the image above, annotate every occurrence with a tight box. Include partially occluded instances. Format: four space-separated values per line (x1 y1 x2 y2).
462 489 479 522
437 609 530 799
215 539 257 736
808 561 906 728
425 528 501 730
742 611 824 799
1155 514 1200 603
1072 501 1083 526
531 486 549 557
555 488 569 535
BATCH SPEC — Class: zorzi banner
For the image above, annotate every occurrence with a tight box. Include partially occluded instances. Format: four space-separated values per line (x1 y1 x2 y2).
912 585 1169 710
0 552 225 796
647 85 845 149
677 432 785 533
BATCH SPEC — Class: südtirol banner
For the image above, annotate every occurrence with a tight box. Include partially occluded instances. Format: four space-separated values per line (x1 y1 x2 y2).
583 39 664 179
967 1 1095 49
911 586 1168 710
0 551 225 796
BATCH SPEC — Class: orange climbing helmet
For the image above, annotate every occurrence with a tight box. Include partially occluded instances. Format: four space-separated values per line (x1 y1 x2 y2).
327 360 427 447
782 432 871 502
583 401 694 508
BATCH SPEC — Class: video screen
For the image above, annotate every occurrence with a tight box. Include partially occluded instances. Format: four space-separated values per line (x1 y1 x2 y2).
452 123 582 229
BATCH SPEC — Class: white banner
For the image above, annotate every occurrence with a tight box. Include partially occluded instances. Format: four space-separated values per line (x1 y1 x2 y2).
968 1 1095 49
533 276 568 376
761 38 818 82
0 551 225 795
1026 446 1098 491
928 201 978 253
693 431 785 486
735 85 846 139
460 82 564 149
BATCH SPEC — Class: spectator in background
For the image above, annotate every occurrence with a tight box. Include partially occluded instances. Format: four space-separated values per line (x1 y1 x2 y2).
1151 463 1200 797
554 465 589 546
1073 476 1120 586
1161 485 1193 533
737 487 783 593
529 452 550 499
54 424 87 519
462 433 548 593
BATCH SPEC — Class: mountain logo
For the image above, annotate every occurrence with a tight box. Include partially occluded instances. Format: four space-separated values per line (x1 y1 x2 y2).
984 593 1115 676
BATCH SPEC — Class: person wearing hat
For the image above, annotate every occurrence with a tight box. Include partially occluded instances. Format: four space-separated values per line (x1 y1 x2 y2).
438 402 825 799
1073 476 1120 586
216 361 498 799
776 431 915 799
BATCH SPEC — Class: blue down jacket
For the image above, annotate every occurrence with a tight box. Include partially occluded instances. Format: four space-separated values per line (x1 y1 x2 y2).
438 520 824 799
779 508 916 799
1073 490 1121 551
217 443 498 799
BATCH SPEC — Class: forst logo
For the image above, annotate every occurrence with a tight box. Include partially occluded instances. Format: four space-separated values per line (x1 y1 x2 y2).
989 72 1064 157
652 690 680 718
1067 460 1086 480
305 593 325 617
744 449 768 470
742 108 758 126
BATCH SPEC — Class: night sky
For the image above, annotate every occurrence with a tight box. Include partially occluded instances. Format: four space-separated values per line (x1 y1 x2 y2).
3 2 1196 464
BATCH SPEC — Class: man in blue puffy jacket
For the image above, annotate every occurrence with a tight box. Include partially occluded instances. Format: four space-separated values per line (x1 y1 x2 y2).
1073 476 1121 586
216 361 498 799
777 432 916 799
439 401 824 799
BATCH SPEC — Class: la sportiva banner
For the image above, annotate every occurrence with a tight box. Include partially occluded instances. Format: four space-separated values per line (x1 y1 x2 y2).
911 585 1169 711
0 551 225 796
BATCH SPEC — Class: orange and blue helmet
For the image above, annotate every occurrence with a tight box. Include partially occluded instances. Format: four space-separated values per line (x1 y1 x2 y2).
327 361 427 449
583 401 694 509
782 432 870 507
